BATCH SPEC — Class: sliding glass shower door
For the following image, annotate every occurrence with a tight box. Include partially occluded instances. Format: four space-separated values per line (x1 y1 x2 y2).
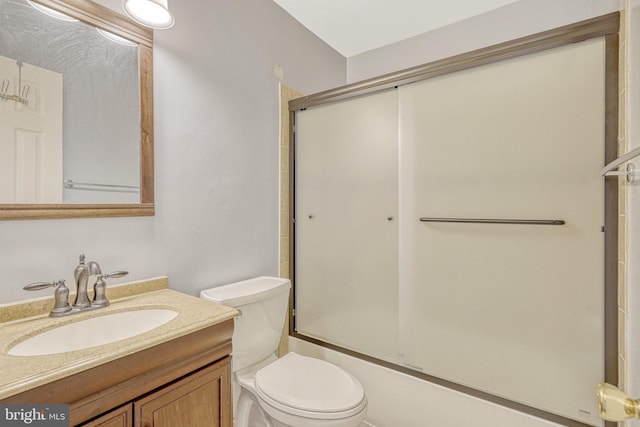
397 38 605 424
294 89 399 363
294 36 608 427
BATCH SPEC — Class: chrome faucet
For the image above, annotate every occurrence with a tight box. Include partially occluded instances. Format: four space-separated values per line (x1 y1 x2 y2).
23 254 129 317
73 256 106 308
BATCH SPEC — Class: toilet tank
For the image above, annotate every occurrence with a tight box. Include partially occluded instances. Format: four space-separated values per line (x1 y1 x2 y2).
200 276 291 372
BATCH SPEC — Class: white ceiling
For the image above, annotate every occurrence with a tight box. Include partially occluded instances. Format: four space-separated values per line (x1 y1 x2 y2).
273 0 521 57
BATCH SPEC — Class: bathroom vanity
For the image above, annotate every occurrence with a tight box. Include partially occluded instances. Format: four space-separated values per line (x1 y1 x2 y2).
10 325 232 426
0 278 237 426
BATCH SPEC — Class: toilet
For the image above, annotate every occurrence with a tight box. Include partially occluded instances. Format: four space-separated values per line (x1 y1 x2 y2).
200 276 367 427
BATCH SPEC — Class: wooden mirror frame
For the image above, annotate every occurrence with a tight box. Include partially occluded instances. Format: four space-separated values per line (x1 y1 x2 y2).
0 0 154 220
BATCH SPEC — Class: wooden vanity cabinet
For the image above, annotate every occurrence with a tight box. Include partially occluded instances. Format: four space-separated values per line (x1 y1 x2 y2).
2 320 234 427
134 361 229 427
82 404 132 427
82 359 230 427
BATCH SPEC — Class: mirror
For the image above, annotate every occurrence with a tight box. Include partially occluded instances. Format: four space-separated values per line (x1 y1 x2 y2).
0 0 153 219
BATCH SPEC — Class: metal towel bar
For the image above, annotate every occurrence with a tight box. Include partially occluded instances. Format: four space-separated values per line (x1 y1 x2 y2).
419 217 565 225
64 179 139 193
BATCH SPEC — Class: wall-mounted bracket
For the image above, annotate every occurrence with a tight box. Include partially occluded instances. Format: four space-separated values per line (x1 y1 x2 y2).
603 163 635 183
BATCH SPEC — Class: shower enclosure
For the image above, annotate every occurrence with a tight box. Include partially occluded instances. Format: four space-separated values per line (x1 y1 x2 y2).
291 14 619 427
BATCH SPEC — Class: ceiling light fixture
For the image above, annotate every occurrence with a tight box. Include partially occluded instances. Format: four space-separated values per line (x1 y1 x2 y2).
27 0 78 22
123 0 174 30
96 28 138 46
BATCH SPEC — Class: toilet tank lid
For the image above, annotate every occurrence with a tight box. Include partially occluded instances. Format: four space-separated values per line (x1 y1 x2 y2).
200 276 291 307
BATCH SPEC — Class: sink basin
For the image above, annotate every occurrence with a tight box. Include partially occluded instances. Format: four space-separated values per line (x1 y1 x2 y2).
8 309 178 356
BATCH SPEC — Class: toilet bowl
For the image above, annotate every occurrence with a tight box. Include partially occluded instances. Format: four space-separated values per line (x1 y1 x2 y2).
200 277 367 427
237 353 366 427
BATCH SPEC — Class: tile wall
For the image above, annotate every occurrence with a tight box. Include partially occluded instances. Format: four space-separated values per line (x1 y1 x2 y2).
619 6 629 403
625 0 640 403
278 83 302 356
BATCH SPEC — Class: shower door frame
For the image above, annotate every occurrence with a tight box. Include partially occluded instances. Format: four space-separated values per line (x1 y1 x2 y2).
288 12 620 427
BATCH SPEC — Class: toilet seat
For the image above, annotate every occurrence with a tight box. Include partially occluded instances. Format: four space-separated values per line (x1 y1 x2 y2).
254 352 366 420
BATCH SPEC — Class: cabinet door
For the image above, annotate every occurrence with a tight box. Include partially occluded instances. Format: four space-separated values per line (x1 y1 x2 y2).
81 404 132 427
134 360 231 427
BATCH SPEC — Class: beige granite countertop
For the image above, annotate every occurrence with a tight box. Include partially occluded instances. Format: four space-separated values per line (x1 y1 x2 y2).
0 277 238 400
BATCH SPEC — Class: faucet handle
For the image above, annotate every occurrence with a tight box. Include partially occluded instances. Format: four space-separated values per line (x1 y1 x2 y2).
102 271 129 279
91 271 128 308
24 280 71 317
24 280 65 291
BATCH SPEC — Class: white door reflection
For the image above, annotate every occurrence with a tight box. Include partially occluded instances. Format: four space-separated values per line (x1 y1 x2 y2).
0 55 62 203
